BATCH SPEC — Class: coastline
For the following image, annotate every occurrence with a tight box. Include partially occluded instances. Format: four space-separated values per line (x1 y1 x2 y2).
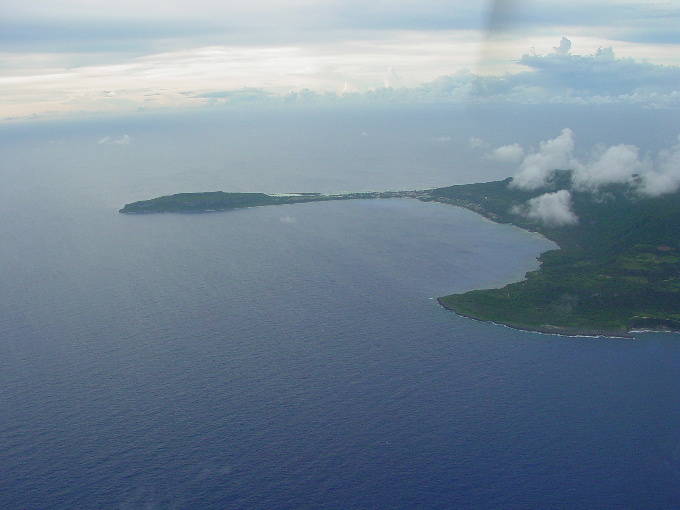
428 197 679 339
120 184 680 340
436 297 634 339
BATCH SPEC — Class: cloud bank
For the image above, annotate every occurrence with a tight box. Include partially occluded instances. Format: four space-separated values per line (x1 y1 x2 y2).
414 39 680 107
4 35 680 119
478 126 680 226
500 129 680 198
189 39 680 109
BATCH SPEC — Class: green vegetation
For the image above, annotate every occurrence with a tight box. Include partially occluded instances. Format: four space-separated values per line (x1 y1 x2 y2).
121 173 680 336
430 174 680 336
119 190 415 214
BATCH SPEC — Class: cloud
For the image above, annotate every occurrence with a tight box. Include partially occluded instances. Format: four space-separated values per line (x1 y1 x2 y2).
97 134 131 144
433 135 452 143
571 144 642 191
0 2 487 37
0 2 488 60
517 43 680 98
383 67 402 89
639 136 680 196
195 88 275 104
3 1 676 49
553 36 572 56
513 190 578 227
468 136 490 150
265 39 680 109
383 39 680 108
507 128 680 197
4 36 680 119
511 128 576 190
0 30 482 118
486 143 524 164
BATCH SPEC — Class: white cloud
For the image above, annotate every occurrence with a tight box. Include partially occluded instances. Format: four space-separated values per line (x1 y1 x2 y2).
572 144 642 191
511 128 576 190
486 143 524 164
3 36 680 119
0 31 486 118
383 66 402 89
97 134 131 144
507 128 680 197
514 190 579 227
639 136 680 196
468 136 489 150
553 36 572 55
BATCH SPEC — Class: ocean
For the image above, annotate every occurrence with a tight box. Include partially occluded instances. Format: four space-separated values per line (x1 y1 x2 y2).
2 105 680 509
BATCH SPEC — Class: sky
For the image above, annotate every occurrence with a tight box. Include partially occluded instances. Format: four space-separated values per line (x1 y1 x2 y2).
2 0 680 120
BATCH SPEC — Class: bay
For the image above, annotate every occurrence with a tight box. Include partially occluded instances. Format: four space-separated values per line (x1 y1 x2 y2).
2 107 680 509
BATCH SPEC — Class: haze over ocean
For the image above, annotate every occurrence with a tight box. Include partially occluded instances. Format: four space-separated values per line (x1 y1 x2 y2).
2 106 680 508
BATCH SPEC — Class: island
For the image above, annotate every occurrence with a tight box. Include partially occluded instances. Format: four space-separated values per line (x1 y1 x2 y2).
118 190 422 213
120 173 680 337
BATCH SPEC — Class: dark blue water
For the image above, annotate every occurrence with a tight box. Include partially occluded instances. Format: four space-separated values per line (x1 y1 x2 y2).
3 109 680 509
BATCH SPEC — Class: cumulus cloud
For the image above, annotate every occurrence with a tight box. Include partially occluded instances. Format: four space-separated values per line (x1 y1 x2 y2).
507 128 680 197
511 131 646 192
97 134 131 145
509 131 680 222
571 144 642 191
639 136 680 196
381 40 680 108
553 36 572 55
513 190 578 227
511 128 576 190
486 143 524 164
517 42 680 99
